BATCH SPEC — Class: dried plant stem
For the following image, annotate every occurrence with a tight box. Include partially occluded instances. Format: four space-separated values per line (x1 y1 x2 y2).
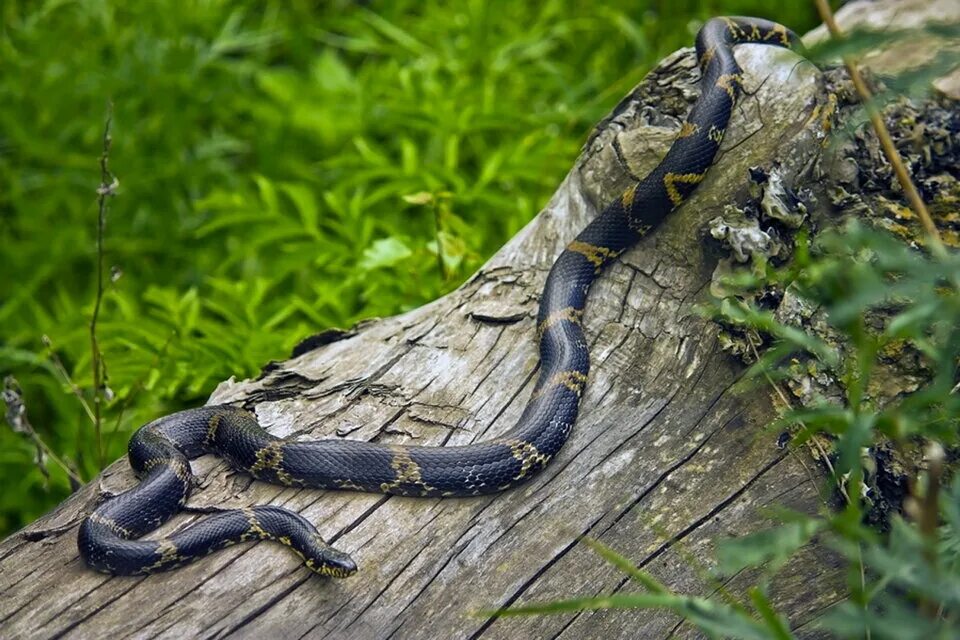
26 425 82 487
90 101 117 469
812 0 945 258
2 377 83 486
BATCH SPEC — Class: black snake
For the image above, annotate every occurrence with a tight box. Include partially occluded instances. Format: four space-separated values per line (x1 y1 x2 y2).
79 17 801 578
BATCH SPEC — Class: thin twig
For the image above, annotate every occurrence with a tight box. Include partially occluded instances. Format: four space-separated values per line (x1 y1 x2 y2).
812 0 945 259
2 376 83 487
90 100 118 469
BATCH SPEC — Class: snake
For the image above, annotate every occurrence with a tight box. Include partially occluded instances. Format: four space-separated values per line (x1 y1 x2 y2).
78 17 802 578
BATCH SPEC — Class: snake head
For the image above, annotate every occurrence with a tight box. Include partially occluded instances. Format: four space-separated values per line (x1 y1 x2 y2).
308 546 358 578
300 530 358 577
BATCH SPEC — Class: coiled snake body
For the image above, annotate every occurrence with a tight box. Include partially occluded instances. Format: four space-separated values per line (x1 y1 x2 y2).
79 17 801 578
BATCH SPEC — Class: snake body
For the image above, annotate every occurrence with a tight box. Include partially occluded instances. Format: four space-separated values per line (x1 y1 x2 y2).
79 17 801 578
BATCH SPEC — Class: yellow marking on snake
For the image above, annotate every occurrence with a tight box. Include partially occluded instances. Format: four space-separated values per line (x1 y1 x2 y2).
501 439 552 480
142 457 165 472
335 479 368 491
144 538 180 572
678 122 700 139
567 240 623 272
629 220 652 235
537 306 584 338
535 370 588 398
699 46 716 67
721 17 742 38
766 23 790 46
204 413 222 447
715 73 741 100
249 442 282 475
621 184 637 208
380 446 434 494
89 513 132 538
168 459 191 484
248 441 297 486
241 507 271 542
708 124 725 143
663 171 707 206
278 469 299 486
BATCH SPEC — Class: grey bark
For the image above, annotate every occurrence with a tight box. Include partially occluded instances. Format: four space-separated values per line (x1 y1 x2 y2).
1 1 951 638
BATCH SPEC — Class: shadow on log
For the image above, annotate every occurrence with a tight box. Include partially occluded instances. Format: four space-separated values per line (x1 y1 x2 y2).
2 1 955 637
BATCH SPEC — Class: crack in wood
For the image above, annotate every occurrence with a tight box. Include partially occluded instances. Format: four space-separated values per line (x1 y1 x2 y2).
466 511 612 640
551 452 792 639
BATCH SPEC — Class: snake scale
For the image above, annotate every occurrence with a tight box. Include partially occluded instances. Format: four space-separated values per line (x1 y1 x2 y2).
79 17 802 578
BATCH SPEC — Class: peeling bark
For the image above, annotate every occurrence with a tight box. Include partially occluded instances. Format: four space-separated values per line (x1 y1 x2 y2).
1 2 951 638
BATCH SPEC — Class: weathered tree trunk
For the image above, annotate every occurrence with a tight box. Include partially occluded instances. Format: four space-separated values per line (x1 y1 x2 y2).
1 1 954 638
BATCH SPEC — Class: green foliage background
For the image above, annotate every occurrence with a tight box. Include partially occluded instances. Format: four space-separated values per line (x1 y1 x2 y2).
0 1 819 536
